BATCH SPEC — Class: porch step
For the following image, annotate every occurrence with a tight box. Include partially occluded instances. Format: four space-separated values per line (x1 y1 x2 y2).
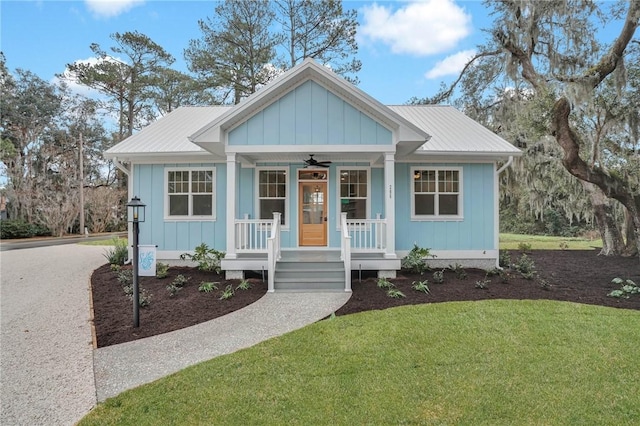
274 251 346 291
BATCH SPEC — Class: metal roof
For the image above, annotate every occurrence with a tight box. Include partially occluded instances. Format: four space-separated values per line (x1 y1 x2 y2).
104 106 230 158
105 104 520 160
388 105 521 156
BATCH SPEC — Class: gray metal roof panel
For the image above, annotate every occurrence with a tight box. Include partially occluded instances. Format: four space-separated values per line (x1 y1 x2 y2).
388 105 521 154
105 106 230 156
106 104 520 158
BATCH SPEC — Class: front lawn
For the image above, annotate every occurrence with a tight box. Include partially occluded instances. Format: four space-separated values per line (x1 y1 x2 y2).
499 233 603 250
80 300 640 425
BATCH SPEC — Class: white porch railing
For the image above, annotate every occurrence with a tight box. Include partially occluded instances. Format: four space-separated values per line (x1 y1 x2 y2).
235 217 272 253
340 213 352 292
346 218 387 252
267 212 282 293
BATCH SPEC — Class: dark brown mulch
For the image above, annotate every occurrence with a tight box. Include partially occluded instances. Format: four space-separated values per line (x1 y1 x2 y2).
91 265 267 348
91 250 639 348
336 249 640 316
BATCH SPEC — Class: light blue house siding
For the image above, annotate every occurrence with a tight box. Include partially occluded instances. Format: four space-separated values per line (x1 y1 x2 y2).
228 80 392 146
395 163 495 251
133 163 227 252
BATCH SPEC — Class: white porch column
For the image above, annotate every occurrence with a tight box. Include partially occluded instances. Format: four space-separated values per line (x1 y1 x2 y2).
226 153 237 259
384 152 396 258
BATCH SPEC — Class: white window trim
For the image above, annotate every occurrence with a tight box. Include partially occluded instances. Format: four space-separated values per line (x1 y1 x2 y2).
164 167 216 221
336 166 371 228
410 166 463 221
255 167 289 229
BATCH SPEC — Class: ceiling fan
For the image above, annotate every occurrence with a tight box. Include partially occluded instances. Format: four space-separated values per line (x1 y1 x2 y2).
303 154 332 168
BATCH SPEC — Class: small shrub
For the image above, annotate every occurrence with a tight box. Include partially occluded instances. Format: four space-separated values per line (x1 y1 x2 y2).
449 263 467 280
401 244 435 275
514 254 536 279
411 280 430 294
607 278 639 299
198 281 219 293
219 285 235 300
377 277 394 289
486 268 501 277
124 285 151 307
432 270 445 284
166 283 182 297
104 237 128 266
499 250 511 268
116 269 133 286
475 274 490 289
517 242 532 253
172 274 190 287
180 243 225 273
236 279 251 290
539 278 551 290
387 288 406 298
167 274 189 297
110 264 121 272
156 262 169 279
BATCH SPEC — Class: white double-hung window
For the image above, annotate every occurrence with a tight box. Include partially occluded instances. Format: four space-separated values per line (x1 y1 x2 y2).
338 168 369 219
166 167 215 219
412 167 462 219
258 169 287 225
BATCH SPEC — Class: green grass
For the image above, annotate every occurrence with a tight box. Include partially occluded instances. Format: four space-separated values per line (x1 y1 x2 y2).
500 233 602 250
80 300 639 425
80 238 127 246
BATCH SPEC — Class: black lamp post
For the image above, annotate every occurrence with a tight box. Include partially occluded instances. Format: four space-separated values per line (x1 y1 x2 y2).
127 196 146 328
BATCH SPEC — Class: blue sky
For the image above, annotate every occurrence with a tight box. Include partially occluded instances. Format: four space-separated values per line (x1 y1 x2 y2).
1 0 493 104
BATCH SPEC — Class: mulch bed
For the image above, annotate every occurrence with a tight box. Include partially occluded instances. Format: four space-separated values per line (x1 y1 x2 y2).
91 249 640 348
91 266 267 347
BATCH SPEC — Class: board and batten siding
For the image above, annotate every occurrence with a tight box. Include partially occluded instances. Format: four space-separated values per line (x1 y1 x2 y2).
228 80 392 146
394 163 495 251
133 163 227 252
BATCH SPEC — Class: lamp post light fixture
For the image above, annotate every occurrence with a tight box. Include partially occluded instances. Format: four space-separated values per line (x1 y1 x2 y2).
126 196 146 328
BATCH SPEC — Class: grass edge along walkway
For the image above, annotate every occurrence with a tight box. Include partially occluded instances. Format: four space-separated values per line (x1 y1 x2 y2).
80 300 639 425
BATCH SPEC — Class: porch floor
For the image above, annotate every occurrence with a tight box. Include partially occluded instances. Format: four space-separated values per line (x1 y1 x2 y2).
222 250 400 273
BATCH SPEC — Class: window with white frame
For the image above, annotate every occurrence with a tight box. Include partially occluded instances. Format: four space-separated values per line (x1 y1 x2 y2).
258 169 286 225
166 168 215 219
339 169 368 219
412 168 462 218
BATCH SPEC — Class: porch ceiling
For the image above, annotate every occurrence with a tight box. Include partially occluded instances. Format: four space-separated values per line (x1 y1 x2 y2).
237 150 386 166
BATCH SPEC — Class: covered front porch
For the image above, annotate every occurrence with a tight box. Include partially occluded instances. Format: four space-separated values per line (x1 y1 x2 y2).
222 212 401 292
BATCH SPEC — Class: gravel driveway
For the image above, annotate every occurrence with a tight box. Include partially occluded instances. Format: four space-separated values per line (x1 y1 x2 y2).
1 244 106 425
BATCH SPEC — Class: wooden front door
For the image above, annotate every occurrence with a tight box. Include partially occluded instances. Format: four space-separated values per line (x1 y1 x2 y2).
299 181 327 246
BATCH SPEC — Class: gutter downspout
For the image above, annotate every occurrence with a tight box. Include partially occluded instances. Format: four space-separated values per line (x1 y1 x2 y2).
495 156 514 268
112 156 131 176
112 157 133 262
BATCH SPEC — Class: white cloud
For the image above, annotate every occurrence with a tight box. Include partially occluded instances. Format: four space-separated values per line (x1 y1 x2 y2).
359 0 472 56
424 49 476 79
85 0 144 18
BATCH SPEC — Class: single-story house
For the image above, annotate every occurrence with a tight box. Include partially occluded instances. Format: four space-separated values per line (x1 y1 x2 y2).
105 58 521 292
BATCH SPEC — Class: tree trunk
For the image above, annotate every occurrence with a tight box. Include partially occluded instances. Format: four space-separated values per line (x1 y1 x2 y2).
623 208 639 257
552 97 640 261
581 181 624 255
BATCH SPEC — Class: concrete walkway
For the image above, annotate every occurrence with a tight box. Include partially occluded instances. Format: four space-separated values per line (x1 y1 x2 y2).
94 291 351 402
0 241 351 425
0 244 106 426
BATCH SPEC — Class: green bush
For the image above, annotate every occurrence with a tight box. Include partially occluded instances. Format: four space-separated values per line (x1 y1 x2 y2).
180 243 225 273
104 238 128 266
0 220 50 239
401 244 434 275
